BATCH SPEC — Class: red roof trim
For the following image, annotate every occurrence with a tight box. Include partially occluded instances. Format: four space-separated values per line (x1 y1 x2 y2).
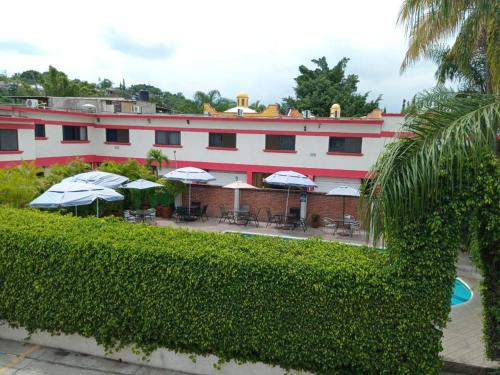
0 106 383 125
0 150 23 154
0 116 36 123
380 131 413 137
0 123 35 129
1 154 368 179
383 113 406 117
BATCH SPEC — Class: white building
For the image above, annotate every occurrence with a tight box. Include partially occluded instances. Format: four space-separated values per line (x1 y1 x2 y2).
0 95 408 192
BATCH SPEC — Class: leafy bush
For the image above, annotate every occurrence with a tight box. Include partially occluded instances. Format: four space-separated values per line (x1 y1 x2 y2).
0 208 447 374
0 162 44 207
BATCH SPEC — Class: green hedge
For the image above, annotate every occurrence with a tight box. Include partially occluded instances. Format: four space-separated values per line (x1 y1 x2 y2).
0 208 445 374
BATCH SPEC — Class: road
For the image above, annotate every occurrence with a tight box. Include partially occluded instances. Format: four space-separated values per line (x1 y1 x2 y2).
0 338 186 375
0 338 469 375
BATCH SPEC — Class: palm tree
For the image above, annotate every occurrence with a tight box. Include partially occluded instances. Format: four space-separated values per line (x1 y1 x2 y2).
363 91 498 239
145 149 169 176
193 90 221 107
398 0 499 93
362 91 499 359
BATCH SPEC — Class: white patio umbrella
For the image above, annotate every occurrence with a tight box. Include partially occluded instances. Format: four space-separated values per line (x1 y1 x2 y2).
121 179 163 208
223 179 257 214
264 171 317 218
63 171 129 188
163 167 215 214
30 181 123 217
122 179 163 189
326 185 360 222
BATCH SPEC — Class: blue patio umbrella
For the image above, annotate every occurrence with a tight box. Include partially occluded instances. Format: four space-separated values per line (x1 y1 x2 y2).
30 181 123 217
163 167 215 214
264 170 317 218
62 171 129 188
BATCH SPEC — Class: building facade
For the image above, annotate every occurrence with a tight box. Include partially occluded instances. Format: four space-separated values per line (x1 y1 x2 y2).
0 101 408 194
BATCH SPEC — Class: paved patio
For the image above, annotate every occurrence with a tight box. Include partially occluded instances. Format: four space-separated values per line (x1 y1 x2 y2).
156 217 498 372
156 216 370 246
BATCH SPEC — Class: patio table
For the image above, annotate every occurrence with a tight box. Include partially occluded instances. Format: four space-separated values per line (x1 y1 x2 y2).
176 206 199 221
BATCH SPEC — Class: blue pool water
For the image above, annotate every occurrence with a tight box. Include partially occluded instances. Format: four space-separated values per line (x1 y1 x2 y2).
451 278 472 306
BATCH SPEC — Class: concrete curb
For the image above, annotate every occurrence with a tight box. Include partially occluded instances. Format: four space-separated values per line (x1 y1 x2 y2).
0 323 312 375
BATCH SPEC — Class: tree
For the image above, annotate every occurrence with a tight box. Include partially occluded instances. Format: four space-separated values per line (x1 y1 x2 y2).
398 0 499 93
249 100 266 112
284 57 381 117
193 90 235 112
145 149 169 175
40 66 98 97
362 91 500 360
44 158 91 188
424 45 488 93
98 78 113 89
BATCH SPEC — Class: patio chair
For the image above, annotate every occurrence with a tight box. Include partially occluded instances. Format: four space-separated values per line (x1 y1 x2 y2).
200 204 209 222
219 206 233 223
123 210 137 223
144 208 157 225
322 217 338 235
291 214 308 232
266 208 281 228
247 208 261 227
175 207 188 223
345 217 361 237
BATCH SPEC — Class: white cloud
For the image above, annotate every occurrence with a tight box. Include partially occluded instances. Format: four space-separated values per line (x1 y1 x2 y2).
0 0 437 112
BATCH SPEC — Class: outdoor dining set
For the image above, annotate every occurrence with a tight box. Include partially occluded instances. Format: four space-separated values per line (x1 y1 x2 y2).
28 167 363 237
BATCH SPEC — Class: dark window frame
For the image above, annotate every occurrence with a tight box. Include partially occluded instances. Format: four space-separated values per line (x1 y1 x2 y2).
328 137 362 154
155 130 181 145
106 128 129 143
0 129 19 151
265 134 296 151
62 126 88 141
34 124 46 138
208 132 237 148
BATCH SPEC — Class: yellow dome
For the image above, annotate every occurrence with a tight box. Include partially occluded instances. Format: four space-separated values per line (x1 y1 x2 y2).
236 91 249 98
331 103 341 110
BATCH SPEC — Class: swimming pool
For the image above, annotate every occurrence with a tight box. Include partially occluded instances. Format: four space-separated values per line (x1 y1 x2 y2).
451 278 473 306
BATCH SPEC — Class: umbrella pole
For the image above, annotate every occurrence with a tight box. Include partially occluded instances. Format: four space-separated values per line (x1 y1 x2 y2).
188 184 191 216
342 197 345 225
96 199 99 218
234 188 240 219
285 186 290 223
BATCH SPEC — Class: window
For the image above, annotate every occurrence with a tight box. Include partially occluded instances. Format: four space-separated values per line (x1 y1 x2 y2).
0 129 19 151
106 128 129 143
328 137 362 153
209 133 236 148
62 126 87 141
155 131 181 145
265 135 295 151
34 124 45 138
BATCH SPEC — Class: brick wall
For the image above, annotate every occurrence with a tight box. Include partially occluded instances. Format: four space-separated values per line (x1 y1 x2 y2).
182 185 359 224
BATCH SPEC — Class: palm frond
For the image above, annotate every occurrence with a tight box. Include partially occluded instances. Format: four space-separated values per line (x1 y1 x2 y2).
362 92 499 243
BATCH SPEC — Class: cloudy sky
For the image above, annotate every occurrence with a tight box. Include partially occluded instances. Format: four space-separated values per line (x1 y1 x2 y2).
0 0 437 112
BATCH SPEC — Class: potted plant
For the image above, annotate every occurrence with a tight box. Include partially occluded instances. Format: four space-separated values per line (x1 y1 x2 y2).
157 179 186 219
311 213 321 228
